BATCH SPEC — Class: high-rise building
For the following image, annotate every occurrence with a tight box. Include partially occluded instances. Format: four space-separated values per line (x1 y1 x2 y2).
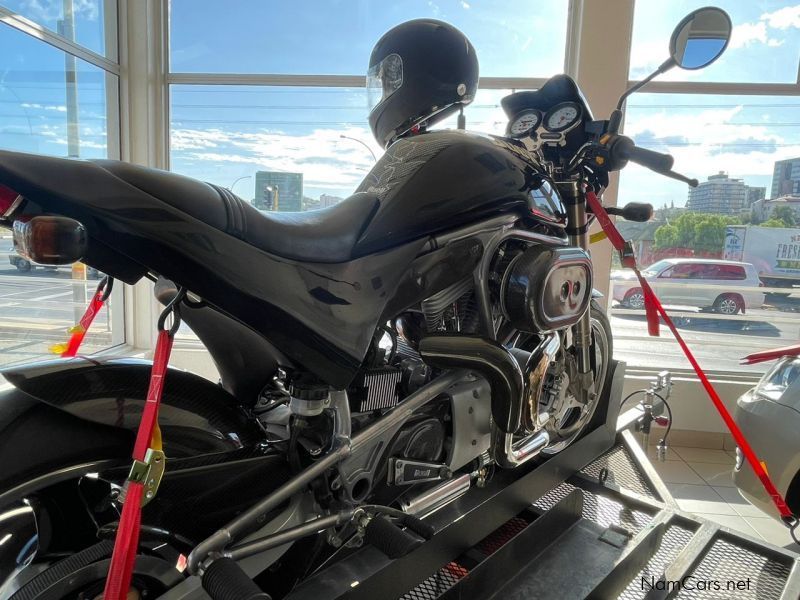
746 186 766 207
686 171 757 215
253 171 303 212
771 157 800 198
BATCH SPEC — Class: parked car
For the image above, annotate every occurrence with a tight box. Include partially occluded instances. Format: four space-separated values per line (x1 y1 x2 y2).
610 258 764 315
733 354 800 519
7 248 101 278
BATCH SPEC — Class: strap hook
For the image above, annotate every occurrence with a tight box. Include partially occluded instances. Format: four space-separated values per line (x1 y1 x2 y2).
157 287 187 336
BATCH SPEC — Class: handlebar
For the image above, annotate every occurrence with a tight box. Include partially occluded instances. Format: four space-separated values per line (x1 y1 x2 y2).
602 134 698 187
608 135 673 173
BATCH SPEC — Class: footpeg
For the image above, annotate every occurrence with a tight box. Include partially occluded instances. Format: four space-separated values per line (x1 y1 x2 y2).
364 515 424 559
202 557 271 600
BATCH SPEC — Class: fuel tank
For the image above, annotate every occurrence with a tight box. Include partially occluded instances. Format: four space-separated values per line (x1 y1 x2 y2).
354 130 538 256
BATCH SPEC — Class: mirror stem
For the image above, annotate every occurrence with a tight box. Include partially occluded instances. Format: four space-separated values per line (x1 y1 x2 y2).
609 57 676 134
615 57 676 112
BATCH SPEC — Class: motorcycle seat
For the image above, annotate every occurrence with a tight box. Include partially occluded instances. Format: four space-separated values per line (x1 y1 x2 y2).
93 160 381 263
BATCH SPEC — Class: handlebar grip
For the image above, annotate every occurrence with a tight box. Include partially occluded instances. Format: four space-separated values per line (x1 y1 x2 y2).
202 558 271 600
626 145 674 173
612 136 674 174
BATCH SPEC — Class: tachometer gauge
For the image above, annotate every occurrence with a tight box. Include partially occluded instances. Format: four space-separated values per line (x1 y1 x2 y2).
544 102 582 133
507 109 542 138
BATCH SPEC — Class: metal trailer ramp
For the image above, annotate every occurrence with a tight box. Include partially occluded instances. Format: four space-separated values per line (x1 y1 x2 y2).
287 362 800 600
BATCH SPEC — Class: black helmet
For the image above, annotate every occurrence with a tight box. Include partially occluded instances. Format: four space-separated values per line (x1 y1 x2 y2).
367 19 479 148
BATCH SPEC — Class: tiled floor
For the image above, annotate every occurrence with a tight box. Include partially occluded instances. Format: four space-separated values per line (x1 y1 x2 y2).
649 445 800 551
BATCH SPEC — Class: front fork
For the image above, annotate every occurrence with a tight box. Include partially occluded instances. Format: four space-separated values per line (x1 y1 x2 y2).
560 180 594 401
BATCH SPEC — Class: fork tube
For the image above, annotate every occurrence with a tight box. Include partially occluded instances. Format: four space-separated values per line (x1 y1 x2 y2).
560 180 592 377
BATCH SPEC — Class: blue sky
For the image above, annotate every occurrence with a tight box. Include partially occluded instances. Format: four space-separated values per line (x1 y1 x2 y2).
2 1 800 207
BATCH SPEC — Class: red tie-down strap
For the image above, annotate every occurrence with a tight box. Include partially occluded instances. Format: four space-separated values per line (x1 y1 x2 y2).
103 290 184 599
54 276 113 358
741 344 800 365
586 191 797 524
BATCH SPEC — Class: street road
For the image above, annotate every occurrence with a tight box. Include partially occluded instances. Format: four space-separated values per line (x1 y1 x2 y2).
1 256 798 375
0 263 112 366
610 303 800 375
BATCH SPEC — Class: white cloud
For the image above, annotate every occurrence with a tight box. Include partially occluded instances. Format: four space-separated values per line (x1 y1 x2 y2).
761 5 800 30
623 104 800 187
17 0 99 23
725 4 800 51
171 125 383 191
21 102 66 112
730 21 769 49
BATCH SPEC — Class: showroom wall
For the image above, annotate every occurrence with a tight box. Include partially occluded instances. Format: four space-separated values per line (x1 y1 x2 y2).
1 0 800 439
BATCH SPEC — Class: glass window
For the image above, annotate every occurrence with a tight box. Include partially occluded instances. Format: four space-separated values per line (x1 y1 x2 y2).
715 264 748 279
0 24 114 158
169 85 512 200
169 0 568 77
1 0 115 59
0 23 121 366
610 92 800 374
630 0 800 83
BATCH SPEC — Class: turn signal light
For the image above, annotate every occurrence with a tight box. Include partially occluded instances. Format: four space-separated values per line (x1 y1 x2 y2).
13 216 87 265
0 184 22 218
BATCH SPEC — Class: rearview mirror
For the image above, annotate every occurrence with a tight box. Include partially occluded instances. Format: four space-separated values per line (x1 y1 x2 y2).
611 6 732 126
670 7 732 70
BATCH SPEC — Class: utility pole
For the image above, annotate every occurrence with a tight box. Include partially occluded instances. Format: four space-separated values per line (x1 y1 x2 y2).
58 0 80 159
58 0 86 324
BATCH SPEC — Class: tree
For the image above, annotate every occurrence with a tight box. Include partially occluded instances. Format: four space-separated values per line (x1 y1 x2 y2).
652 212 741 253
761 218 787 228
654 224 679 249
771 205 797 227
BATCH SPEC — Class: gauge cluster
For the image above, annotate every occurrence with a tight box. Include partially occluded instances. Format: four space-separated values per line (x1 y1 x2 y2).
506 101 583 143
501 75 593 162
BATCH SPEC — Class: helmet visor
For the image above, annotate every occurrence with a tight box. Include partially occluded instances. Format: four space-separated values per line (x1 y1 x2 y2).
367 53 403 111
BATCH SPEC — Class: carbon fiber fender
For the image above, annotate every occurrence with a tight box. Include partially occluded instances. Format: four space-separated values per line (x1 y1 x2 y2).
0 356 263 499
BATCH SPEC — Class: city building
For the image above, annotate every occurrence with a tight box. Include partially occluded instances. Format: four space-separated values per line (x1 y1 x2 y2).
752 195 800 222
253 171 303 211
686 171 760 215
746 186 766 207
771 157 800 198
320 194 344 208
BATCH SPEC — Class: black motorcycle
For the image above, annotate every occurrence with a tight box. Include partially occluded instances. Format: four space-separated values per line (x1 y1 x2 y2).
0 8 731 599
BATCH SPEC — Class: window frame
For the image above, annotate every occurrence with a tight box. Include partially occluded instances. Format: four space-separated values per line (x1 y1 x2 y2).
163 1 572 348
0 1 127 359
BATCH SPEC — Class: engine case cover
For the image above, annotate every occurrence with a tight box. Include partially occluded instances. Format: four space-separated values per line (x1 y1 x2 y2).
501 245 592 333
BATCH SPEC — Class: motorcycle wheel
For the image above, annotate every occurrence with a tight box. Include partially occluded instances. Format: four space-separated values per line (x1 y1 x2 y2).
515 300 612 455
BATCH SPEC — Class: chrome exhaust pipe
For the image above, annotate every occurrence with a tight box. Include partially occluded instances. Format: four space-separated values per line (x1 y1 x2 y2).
399 473 471 517
420 331 560 469
491 428 550 468
492 334 559 467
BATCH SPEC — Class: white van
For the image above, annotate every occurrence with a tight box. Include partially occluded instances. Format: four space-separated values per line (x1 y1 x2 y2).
611 258 764 315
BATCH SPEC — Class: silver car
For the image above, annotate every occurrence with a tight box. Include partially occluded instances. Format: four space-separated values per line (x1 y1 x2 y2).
733 356 800 520
610 258 764 315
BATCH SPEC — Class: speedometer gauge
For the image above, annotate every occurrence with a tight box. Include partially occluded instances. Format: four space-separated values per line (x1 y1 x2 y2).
544 102 582 133
507 109 542 138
